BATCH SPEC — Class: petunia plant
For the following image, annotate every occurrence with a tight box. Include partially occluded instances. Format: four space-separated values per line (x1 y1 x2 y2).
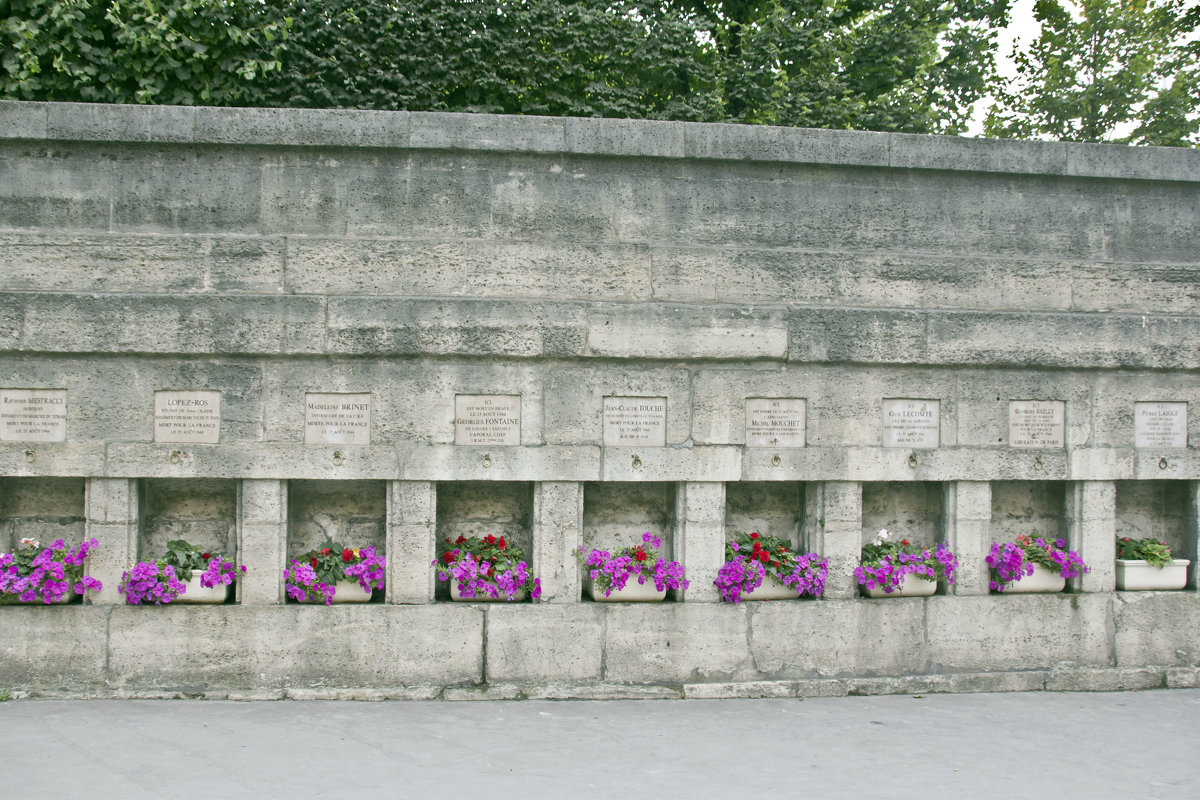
433 534 541 601
987 533 1088 592
576 531 688 598
854 528 957 595
714 531 827 603
284 539 385 605
1115 536 1174 568
120 539 246 605
0 537 102 604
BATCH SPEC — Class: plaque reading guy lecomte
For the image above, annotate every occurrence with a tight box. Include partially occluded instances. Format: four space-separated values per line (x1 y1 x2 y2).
1135 402 1188 448
745 398 806 448
304 393 371 446
1009 400 1065 448
154 390 221 444
455 395 521 446
0 388 67 442
603 396 667 446
882 399 940 448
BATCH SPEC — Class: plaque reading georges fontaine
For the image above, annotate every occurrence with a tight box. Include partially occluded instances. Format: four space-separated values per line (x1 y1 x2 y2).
0 388 67 442
745 398 806 448
455 395 522 446
603 396 667 446
154 390 221 444
304 393 372 446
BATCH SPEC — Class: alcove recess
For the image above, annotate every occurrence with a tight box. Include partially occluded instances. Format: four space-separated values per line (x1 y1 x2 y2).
724 482 805 550
139 478 237 564
989 480 1067 549
1116 480 1190 557
434 481 533 599
861 481 945 551
286 480 386 579
582 481 677 565
0 477 85 552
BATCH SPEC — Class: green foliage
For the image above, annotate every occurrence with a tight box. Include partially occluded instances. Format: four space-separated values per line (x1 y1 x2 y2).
297 539 367 586
1116 536 1175 568
985 0 1200 145
160 539 219 582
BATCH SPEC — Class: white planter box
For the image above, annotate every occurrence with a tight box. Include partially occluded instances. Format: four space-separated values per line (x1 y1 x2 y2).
864 574 937 598
1 586 79 605
741 575 799 600
450 583 526 602
585 577 666 602
297 582 374 604
1116 559 1189 591
998 562 1065 594
172 575 229 604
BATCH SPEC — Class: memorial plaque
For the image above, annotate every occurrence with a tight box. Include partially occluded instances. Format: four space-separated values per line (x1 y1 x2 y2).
882 399 940 448
154 390 221 444
603 396 667 446
1135 402 1188 449
454 394 521 446
304 392 371 446
0 388 67 442
1008 400 1065 448
745 398 806 448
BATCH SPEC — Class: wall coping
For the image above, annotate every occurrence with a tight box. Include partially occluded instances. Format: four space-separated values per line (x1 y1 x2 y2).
3 100 1197 183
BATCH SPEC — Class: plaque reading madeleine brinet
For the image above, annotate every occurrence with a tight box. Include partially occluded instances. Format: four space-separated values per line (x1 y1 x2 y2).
304 393 372 446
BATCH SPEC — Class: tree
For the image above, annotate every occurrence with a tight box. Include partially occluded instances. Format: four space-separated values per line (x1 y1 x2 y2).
985 0 1200 146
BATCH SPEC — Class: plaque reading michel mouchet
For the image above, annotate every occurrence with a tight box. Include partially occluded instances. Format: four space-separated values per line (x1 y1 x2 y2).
304 393 372 446
745 398 806 448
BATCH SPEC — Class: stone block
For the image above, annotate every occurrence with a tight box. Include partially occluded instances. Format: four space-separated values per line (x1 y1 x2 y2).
47 102 194 143
1068 481 1116 593
682 122 889 167
789 308 928 365
484 604 603 682
565 117 684 158
0 606 109 690
111 149 263 234
388 481 437 604
532 481 583 603
0 101 47 140
600 447 741 483
587 303 788 360
1113 591 1200 668
1066 141 1200 183
602 603 755 683
0 443 106 478
649 246 839 305
238 479 287 605
544 365 691 446
889 133 1066 175
402 446 599 483
0 146 114 230
194 107 410 148
676 486 725 603
409 111 564 153
1044 667 1165 692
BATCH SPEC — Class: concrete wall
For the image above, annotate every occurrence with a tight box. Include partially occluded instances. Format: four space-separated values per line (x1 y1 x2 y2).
1 101 1199 698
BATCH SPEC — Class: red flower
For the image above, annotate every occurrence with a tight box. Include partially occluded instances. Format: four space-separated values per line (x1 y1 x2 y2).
752 541 762 552
498 536 507 551
759 551 769 563
634 548 648 562
442 551 457 563
900 539 911 546
201 553 211 560
342 548 354 562
770 560 779 567
1120 537 1131 542
484 535 496 545
320 547 331 556
310 558 318 568
455 536 467 545
749 532 760 540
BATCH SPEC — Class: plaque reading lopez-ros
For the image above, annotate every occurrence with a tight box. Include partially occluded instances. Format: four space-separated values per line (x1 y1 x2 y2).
1008 400 1065 448
0 388 67 442
455 395 522 446
154 390 221 444
304 393 372 446
745 398 805 448
1135 402 1188 449
603 396 667 446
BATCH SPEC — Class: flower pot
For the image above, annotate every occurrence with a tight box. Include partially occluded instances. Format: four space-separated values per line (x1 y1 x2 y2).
864 574 937 598
741 575 799 600
0 587 79 605
296 582 374 604
172 575 229 604
450 582 526 602
998 562 1066 594
585 577 666 602
1116 559 1190 591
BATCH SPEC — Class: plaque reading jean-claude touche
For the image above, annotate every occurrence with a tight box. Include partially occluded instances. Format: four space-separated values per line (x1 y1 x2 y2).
454 395 522 446
1135 402 1188 449
603 396 667 446
154 390 221 444
0 388 67 442
745 398 806 448
882 399 940 448
1008 400 1065 448
304 393 372 446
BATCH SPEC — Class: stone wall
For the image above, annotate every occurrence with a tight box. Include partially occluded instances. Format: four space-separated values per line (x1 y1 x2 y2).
1 101 1199 698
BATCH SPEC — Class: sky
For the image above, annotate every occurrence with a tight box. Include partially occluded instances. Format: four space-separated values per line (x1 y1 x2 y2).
966 0 1040 135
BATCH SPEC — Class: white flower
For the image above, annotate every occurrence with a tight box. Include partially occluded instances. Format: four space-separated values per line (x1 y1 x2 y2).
19 537 39 549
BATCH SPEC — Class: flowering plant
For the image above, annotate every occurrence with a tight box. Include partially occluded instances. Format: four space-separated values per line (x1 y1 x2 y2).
284 539 385 605
714 531 827 603
986 534 1088 592
576 531 688 598
1115 536 1174 568
0 537 102 604
433 534 541 601
120 539 246 605
854 528 957 594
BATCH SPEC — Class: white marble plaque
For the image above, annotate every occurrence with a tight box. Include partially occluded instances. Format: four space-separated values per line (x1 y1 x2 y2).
1135 402 1188 448
882 399 940 448
454 395 521 446
304 393 371 446
0 388 67 442
1009 400 1065 448
745 398 806 448
154 390 221 444
603 396 667 446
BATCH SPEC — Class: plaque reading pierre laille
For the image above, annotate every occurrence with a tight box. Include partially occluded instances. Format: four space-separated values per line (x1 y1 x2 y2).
0 388 67 442
603 396 667 446
1009 400 1065 448
745 398 806 448
154 390 221 444
304 393 371 446
882 399 940 448
454 394 521 446
1135 402 1188 448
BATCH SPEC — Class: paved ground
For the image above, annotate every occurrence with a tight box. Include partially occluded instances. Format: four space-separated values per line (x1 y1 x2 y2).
4 689 1198 799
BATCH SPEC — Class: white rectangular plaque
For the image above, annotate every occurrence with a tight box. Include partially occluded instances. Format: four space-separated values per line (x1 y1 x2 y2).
745 398 806 448
304 392 371 446
882 399 940 448
454 395 521 446
1009 400 1065 448
1135 402 1188 448
154 390 221 444
0 388 67 442
603 396 667 446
